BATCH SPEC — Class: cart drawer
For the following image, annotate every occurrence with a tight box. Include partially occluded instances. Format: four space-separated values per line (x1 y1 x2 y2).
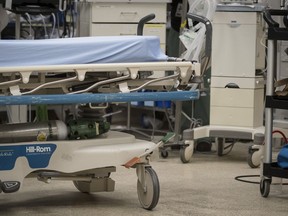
213 11 258 25
210 106 263 127
91 3 167 23
90 23 166 52
211 76 264 89
91 23 166 40
210 88 264 108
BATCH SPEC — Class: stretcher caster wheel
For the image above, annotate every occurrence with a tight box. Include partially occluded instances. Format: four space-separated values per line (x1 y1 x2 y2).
137 167 160 210
180 143 194 163
73 181 89 193
247 146 261 168
160 149 168 158
260 179 270 197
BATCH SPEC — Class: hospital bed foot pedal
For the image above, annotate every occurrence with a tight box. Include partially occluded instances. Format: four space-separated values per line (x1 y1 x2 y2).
73 178 115 193
0 181 20 193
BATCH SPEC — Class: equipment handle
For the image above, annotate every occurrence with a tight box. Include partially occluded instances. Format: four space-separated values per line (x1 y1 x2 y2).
137 13 156 36
263 9 288 28
186 13 212 58
59 0 67 12
225 83 240 89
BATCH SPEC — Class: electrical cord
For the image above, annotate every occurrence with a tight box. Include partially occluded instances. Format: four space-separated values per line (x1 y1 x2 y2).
218 139 237 156
51 13 56 38
235 175 261 184
25 12 33 39
61 10 68 38
56 12 61 38
235 130 288 185
20 29 30 39
235 174 288 185
40 14 48 39
70 1 75 37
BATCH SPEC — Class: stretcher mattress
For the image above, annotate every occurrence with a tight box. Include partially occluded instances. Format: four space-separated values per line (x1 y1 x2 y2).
0 36 168 67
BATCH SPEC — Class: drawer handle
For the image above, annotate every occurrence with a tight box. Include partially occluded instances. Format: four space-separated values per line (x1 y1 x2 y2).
120 33 137 36
225 83 240 88
228 22 241 28
58 0 67 12
120 12 138 15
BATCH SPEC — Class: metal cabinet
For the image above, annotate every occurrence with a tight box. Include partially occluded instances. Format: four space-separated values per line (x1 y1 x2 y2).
210 8 266 128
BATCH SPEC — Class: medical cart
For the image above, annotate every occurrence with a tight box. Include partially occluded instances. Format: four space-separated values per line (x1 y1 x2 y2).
183 3 267 167
260 8 288 197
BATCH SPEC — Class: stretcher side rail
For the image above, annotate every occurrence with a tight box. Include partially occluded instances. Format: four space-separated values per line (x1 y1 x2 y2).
0 91 199 105
0 61 199 96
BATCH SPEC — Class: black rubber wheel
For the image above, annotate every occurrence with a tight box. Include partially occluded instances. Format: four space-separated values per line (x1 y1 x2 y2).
137 167 160 210
196 140 212 152
160 149 169 158
180 146 193 163
260 179 270 197
73 181 90 193
247 149 260 168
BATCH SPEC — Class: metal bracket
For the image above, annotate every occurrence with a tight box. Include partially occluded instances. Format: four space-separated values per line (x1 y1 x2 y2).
136 164 150 193
58 0 67 12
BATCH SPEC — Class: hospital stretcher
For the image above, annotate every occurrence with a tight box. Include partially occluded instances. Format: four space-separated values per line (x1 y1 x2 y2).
0 35 200 210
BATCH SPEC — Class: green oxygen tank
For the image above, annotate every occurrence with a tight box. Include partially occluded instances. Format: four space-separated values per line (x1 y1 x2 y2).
66 119 110 140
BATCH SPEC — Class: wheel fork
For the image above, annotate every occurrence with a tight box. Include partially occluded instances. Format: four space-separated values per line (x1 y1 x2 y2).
136 164 150 193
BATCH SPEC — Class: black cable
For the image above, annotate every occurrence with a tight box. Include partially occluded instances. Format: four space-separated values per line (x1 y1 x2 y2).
56 12 60 38
235 175 260 184
235 174 288 185
194 150 217 154
70 1 75 37
221 140 236 156
61 10 67 37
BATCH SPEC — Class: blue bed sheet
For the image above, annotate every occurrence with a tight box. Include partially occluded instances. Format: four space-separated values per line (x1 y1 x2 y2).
0 36 168 67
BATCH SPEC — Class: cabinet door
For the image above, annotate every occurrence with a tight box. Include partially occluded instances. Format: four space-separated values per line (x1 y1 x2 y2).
211 12 264 77
210 106 259 127
210 88 264 127
210 88 262 108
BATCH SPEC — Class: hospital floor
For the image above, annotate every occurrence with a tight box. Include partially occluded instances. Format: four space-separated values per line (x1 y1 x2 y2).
1 142 288 216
